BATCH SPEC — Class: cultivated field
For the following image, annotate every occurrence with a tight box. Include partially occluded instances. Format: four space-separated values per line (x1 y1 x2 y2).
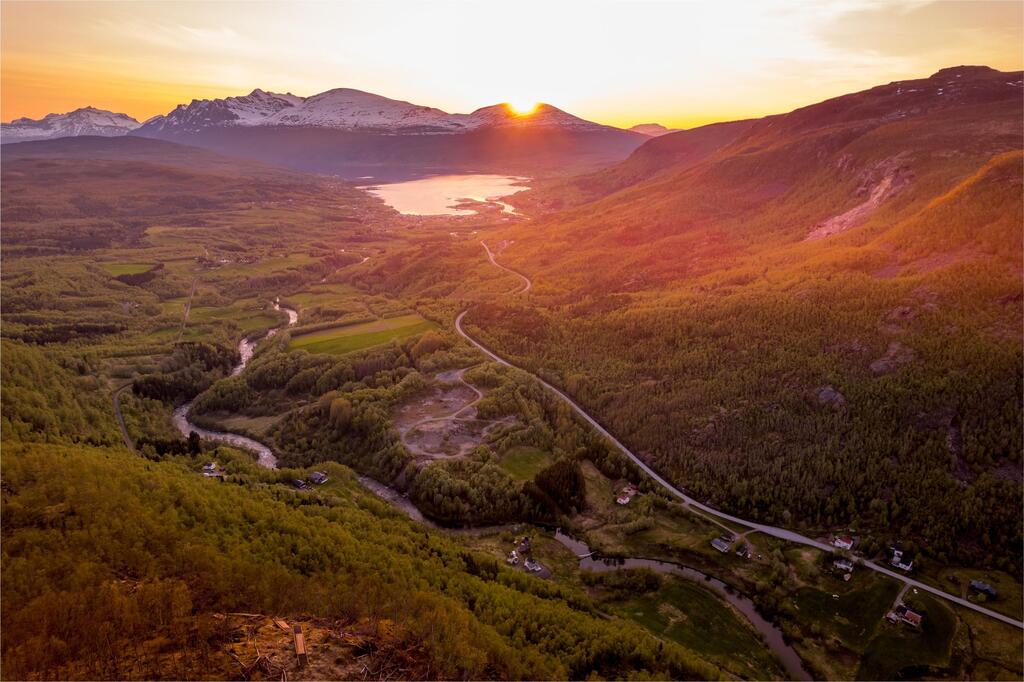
289 313 435 355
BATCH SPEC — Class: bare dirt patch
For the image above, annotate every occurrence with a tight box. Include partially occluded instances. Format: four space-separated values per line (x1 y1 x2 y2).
393 368 516 461
806 156 913 241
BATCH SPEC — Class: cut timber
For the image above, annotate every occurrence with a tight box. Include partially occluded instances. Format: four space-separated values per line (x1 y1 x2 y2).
273 618 290 631
292 624 308 668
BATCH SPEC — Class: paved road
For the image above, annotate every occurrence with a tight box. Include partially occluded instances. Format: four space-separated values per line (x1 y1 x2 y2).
482 240 531 293
457 242 1024 631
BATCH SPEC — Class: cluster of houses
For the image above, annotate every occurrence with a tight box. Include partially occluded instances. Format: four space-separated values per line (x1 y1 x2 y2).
506 536 543 573
616 483 639 505
886 603 923 629
292 471 329 490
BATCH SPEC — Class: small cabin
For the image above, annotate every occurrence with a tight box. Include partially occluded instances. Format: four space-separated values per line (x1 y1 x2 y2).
308 471 329 485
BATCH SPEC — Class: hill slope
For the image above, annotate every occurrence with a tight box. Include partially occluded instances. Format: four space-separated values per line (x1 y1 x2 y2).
380 66 1024 571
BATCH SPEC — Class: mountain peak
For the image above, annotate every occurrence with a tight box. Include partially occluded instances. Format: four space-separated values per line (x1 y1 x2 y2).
2 106 140 143
930 65 1000 79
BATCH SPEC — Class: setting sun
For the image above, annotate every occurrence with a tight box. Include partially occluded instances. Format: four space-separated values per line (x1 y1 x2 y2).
507 100 538 116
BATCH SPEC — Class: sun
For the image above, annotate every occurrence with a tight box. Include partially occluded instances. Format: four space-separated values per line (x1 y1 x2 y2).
507 100 539 116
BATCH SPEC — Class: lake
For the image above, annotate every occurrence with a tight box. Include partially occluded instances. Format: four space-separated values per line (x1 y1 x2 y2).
363 174 528 215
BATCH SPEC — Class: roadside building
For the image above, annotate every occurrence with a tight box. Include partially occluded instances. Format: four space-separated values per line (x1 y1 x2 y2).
891 548 914 571
833 558 855 573
832 535 855 550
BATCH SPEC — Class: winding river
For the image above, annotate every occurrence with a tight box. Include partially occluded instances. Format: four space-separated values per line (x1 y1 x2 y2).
172 300 298 468
552 530 812 681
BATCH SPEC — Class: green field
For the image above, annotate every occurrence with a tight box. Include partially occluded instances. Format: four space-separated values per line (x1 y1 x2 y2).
188 303 280 334
855 595 957 680
100 262 157 276
609 578 786 680
289 313 435 355
499 446 552 481
791 577 900 649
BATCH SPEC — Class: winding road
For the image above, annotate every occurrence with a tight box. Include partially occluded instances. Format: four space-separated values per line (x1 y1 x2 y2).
457 241 1024 631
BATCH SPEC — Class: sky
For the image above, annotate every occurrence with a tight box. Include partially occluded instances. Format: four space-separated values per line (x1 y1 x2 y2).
2 0 1022 129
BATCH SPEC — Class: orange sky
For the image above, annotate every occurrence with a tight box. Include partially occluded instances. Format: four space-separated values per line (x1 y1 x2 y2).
2 0 1022 129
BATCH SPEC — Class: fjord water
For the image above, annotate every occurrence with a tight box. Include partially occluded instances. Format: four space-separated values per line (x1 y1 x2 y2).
363 174 527 215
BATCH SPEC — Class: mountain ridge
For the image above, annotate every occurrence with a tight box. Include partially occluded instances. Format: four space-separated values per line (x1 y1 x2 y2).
1 106 140 143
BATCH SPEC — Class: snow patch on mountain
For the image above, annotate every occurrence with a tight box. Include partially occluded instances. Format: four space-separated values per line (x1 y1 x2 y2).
2 107 140 143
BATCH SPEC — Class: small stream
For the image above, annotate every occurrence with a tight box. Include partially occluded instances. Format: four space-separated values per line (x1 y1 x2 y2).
173 301 297 468
552 530 812 681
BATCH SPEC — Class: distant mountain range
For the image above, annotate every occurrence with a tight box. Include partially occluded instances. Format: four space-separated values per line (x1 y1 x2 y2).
2 89 647 178
1 106 141 143
629 123 680 137
137 88 613 135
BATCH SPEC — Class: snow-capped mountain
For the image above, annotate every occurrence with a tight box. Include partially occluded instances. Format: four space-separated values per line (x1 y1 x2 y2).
137 88 615 135
265 88 466 131
2 107 140 143
139 89 304 134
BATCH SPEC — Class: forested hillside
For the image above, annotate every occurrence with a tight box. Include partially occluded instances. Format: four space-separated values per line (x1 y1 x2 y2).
379 67 1024 572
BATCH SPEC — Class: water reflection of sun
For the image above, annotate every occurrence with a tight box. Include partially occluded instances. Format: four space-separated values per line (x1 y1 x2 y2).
507 100 539 116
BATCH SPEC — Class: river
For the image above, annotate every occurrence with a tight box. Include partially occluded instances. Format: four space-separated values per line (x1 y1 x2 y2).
173 300 298 468
552 530 812 681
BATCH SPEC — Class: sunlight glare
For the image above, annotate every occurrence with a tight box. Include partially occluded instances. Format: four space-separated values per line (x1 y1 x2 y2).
507 100 538 116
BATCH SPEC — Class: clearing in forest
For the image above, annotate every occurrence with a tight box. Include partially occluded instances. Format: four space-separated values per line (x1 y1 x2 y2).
289 313 435 355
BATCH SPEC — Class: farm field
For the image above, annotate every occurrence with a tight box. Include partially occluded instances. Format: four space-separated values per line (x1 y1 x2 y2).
188 302 282 334
608 578 787 680
99 261 157 276
289 313 435 355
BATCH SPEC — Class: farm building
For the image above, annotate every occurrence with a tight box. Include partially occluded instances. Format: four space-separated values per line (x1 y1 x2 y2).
886 603 923 628
711 537 731 553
